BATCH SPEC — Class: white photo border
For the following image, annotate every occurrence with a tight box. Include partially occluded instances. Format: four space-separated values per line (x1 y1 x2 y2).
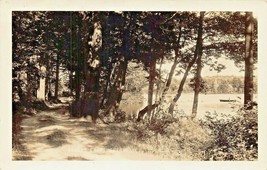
1 0 267 170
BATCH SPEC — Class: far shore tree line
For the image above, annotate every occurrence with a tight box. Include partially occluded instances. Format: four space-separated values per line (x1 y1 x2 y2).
12 11 257 121
169 76 257 94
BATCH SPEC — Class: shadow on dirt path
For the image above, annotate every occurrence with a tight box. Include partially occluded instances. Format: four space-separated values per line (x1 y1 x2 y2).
13 101 163 161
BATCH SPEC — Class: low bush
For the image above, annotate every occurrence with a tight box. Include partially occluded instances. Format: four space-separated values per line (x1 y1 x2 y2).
125 115 212 160
123 105 257 160
201 107 258 160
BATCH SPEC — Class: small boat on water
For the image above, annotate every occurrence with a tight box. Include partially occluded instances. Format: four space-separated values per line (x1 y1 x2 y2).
219 99 236 102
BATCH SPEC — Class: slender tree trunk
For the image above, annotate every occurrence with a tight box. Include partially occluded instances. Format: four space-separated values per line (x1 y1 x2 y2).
75 15 81 101
155 28 182 115
69 12 74 96
191 11 204 118
115 26 130 107
74 58 81 102
102 19 131 111
168 66 191 115
37 65 46 100
104 62 120 113
116 60 128 105
69 71 73 95
191 65 202 118
100 77 109 108
244 12 254 110
147 58 156 121
103 57 128 116
168 12 204 116
159 48 179 104
45 58 51 100
155 57 163 103
54 55 60 99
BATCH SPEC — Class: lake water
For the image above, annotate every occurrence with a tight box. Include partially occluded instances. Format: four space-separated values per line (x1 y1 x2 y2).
168 93 243 119
120 93 257 120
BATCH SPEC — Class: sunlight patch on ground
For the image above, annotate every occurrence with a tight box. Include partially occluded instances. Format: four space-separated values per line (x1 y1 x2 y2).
14 103 168 160
34 126 70 133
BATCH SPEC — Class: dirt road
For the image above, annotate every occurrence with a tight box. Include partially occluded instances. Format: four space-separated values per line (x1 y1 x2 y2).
13 103 163 161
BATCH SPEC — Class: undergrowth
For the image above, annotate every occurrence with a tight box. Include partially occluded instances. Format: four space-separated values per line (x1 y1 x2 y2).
123 105 258 160
201 107 258 160
124 114 213 160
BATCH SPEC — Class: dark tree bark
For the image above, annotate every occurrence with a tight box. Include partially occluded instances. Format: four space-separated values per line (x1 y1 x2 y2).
101 21 130 112
82 66 100 121
136 58 157 122
155 28 182 115
244 12 254 110
75 14 82 101
158 48 179 105
191 11 205 118
147 58 156 121
68 12 74 96
54 55 60 99
103 57 128 116
75 59 81 101
116 60 128 105
45 58 51 100
69 12 102 120
168 63 194 116
168 12 204 116
68 71 73 96
154 57 164 104
116 22 132 106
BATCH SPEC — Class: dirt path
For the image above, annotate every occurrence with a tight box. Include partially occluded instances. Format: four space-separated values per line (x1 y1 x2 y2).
13 102 163 161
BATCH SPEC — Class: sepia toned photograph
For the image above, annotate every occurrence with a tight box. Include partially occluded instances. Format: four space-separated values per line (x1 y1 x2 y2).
11 10 259 162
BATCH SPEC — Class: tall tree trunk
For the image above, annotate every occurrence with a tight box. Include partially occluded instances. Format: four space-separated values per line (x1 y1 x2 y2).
69 71 73 95
159 48 179 104
103 22 130 111
37 65 46 100
191 66 202 118
54 55 60 99
168 12 204 116
168 65 192 116
155 27 182 115
74 61 81 102
82 12 102 121
100 76 109 108
191 11 204 118
136 58 158 122
147 58 156 121
45 58 51 100
69 11 74 96
103 57 128 116
75 14 81 101
116 60 128 105
244 12 254 110
159 27 182 104
155 57 163 104
116 22 131 107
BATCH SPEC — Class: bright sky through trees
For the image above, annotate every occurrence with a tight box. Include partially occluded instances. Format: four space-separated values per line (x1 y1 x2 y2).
202 58 243 76
161 57 251 78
